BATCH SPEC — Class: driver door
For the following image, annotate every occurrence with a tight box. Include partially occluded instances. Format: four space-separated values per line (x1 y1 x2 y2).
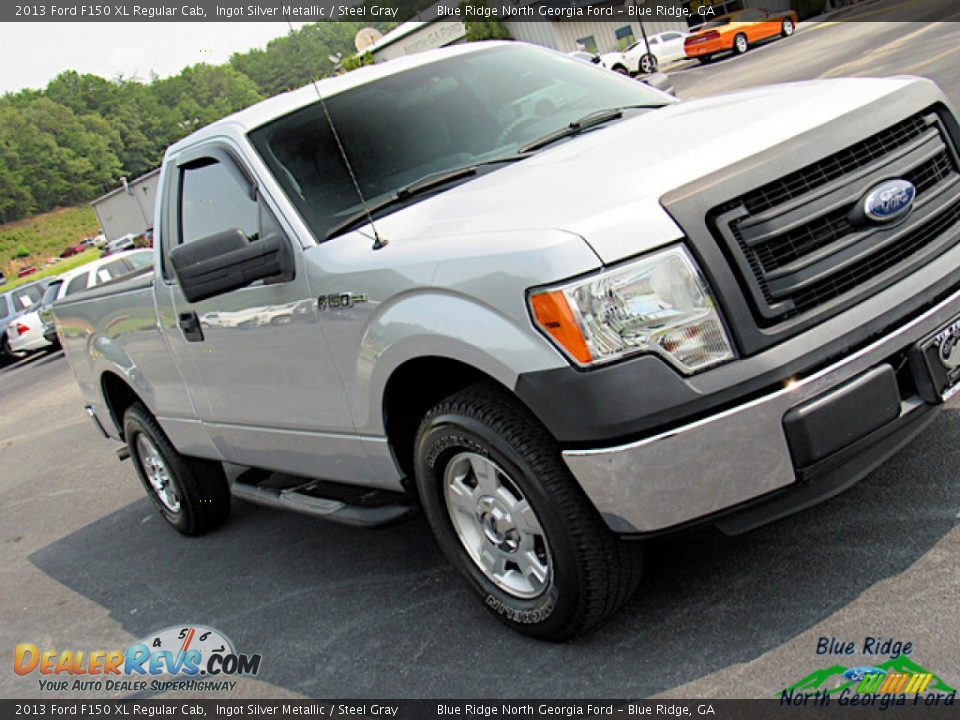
158 143 357 478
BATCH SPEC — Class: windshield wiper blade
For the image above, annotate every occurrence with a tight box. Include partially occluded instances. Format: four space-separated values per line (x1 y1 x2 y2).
325 166 477 240
325 157 527 240
518 105 660 155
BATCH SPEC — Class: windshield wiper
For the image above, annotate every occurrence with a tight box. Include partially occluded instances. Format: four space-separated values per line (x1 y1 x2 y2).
325 156 526 240
518 105 660 155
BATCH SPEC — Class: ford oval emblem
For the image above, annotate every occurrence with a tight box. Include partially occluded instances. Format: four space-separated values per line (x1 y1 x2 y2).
862 179 915 223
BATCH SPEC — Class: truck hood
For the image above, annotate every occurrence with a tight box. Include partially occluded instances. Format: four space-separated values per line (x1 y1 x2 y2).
373 77 923 265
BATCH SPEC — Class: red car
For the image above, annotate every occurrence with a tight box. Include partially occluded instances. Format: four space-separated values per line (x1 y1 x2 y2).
60 244 86 258
17 266 38 278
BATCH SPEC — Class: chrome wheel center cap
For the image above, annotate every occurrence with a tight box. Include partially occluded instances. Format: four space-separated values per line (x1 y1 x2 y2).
477 496 519 552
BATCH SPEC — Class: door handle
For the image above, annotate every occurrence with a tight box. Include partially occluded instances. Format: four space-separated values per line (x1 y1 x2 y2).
178 312 204 342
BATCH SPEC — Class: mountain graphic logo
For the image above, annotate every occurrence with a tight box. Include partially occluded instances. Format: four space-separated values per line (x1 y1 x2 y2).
781 656 956 696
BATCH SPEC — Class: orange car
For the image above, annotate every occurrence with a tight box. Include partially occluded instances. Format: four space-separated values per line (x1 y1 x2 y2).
684 7 799 63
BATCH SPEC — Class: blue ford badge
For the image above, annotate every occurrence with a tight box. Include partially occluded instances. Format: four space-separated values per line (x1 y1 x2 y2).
862 179 915 223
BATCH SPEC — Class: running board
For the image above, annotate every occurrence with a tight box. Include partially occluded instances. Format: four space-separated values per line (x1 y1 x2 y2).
230 480 415 528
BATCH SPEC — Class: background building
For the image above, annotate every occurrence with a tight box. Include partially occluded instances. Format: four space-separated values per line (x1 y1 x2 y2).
90 169 159 242
367 20 468 62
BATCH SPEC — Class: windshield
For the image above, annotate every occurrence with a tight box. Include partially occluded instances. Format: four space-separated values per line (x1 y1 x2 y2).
249 45 667 240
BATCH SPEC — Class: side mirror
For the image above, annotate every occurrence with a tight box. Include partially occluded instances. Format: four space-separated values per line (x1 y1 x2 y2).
168 229 293 303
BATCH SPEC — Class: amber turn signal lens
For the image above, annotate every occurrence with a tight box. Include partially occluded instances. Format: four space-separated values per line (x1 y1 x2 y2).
529 290 592 365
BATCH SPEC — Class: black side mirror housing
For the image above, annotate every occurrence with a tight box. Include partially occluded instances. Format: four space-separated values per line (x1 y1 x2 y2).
168 229 293 303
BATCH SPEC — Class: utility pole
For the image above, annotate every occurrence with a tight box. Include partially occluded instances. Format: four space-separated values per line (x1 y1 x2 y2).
636 0 653 74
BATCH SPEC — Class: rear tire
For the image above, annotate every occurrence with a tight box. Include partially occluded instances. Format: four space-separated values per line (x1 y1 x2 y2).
124 403 230 536
414 383 642 640
781 18 795 37
696 55 714 64
639 53 658 74
733 33 749 55
1 334 26 364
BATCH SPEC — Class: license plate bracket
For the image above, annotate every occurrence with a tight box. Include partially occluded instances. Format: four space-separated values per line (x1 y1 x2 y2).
915 314 960 403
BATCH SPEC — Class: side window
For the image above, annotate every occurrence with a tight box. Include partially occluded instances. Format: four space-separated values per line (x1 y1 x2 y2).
64 274 90 297
13 286 41 310
0 295 8 316
97 259 133 285
662 32 682 41
179 159 259 245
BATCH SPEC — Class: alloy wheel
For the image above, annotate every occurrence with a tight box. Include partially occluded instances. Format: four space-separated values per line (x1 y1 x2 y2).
443 452 551 599
136 434 181 513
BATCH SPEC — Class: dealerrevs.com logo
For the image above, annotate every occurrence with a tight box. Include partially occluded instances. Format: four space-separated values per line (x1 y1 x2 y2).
14 625 262 693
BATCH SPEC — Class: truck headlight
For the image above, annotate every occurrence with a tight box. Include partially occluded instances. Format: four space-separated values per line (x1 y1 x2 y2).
529 245 734 373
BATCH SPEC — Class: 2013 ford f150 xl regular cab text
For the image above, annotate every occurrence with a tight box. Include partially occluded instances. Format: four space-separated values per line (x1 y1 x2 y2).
55 42 960 639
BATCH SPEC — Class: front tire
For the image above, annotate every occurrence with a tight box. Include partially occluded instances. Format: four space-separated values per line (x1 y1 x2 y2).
124 403 230 536
414 383 642 640
696 54 714 64
611 64 629 76
781 18 795 37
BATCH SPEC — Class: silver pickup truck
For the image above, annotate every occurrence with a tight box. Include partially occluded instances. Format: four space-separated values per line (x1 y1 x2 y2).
56 41 960 639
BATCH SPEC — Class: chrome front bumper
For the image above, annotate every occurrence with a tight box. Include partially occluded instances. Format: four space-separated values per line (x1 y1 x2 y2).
563 285 960 534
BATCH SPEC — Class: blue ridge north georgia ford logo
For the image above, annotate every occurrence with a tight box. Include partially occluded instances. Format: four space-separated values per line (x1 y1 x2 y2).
862 178 916 223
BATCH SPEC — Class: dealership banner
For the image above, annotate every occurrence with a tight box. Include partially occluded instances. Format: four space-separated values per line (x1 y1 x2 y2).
4 0 960 23
2 699 960 717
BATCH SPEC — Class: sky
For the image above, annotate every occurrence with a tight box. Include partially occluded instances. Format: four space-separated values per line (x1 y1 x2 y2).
0 23 308 94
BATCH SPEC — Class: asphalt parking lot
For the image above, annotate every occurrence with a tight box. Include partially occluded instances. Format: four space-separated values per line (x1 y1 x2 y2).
3 21 960 701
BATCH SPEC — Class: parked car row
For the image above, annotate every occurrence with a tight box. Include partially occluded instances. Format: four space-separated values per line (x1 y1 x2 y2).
101 233 137 257
0 280 52 363
2 249 153 364
593 7 799 77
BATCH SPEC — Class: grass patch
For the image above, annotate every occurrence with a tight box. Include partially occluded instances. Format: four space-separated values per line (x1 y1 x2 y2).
0 249 100 292
0 205 101 281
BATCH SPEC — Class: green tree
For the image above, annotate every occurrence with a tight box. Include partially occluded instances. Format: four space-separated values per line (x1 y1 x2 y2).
462 0 512 40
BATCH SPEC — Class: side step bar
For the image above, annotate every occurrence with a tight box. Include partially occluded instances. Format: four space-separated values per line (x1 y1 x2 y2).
230 480 416 528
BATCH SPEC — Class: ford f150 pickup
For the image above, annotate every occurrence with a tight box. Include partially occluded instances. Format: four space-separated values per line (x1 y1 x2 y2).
55 42 960 639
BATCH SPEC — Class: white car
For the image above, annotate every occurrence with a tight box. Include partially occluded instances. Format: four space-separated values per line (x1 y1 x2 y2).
9 250 153 355
599 31 690 75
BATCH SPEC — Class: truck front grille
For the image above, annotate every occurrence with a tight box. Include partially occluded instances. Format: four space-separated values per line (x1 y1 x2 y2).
710 110 960 326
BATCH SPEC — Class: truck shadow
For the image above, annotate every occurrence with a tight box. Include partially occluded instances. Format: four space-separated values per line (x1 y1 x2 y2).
29 408 960 698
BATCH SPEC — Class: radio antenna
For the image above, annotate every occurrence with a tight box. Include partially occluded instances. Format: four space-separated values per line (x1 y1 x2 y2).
286 21 387 250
